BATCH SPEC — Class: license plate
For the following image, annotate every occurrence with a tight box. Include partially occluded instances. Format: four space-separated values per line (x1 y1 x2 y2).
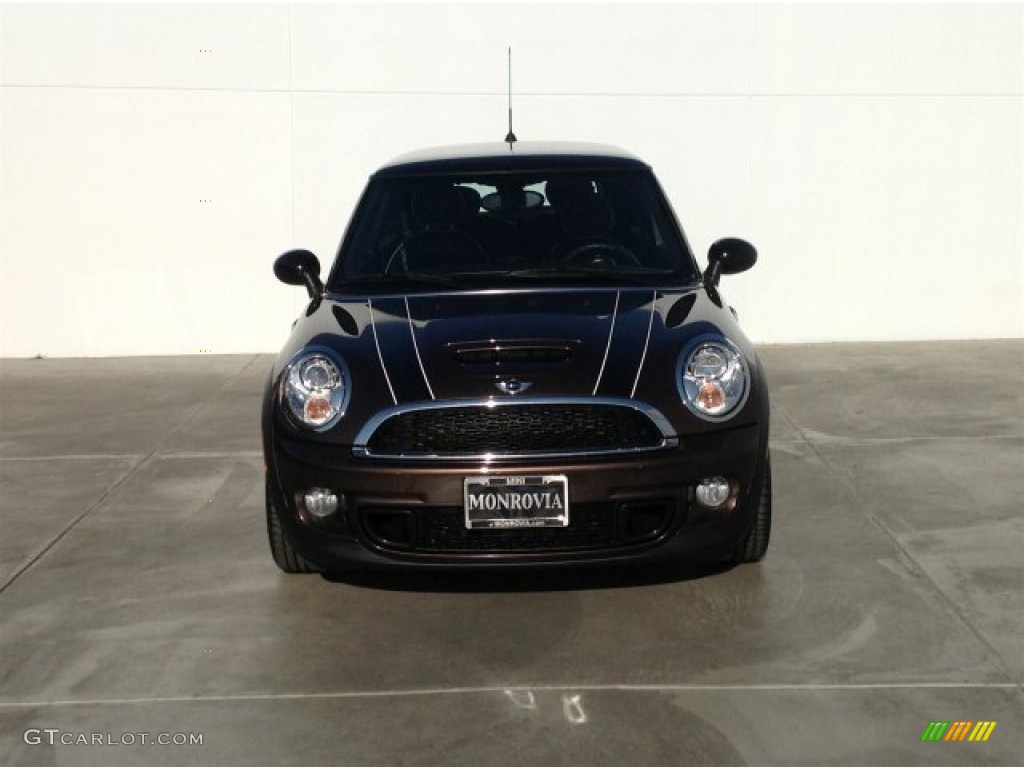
464 475 569 529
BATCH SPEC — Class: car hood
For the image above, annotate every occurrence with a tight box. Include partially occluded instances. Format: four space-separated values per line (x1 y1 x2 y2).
366 290 658 400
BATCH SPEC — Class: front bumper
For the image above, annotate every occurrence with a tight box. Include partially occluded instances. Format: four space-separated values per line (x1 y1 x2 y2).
267 422 767 570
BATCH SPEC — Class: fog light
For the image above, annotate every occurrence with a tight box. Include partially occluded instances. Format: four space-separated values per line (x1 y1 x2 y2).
696 477 731 509
303 488 338 519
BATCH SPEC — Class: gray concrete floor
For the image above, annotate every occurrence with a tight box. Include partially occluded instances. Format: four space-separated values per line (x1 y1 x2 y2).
0 341 1022 766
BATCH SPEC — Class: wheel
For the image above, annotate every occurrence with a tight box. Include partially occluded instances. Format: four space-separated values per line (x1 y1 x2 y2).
737 458 771 563
266 478 320 573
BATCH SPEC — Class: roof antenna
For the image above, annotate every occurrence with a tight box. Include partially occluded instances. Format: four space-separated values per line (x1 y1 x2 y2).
504 46 517 145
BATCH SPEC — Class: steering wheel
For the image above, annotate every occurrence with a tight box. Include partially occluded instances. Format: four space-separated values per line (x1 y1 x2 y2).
557 241 642 269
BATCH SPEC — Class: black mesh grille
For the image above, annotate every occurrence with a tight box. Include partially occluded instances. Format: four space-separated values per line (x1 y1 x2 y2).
365 404 664 456
360 501 674 554
422 504 617 551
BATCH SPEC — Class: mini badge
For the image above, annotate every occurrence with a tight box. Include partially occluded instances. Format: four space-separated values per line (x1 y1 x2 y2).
495 379 532 395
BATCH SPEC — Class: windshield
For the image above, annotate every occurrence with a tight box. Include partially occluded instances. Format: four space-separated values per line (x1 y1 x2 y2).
328 169 700 290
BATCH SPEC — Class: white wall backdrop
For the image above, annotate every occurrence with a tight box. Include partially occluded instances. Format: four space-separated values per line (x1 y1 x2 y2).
1 2 1021 357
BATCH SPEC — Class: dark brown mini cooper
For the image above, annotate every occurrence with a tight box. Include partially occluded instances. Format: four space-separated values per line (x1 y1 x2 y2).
263 142 770 573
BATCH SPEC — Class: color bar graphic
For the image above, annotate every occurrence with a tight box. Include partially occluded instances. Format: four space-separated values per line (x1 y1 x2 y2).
921 720 996 742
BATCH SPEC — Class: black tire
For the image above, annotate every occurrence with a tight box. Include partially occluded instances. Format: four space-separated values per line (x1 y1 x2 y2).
266 478 320 574
737 458 771 563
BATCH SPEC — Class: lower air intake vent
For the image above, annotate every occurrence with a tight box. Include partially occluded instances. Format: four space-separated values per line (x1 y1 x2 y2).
360 500 674 554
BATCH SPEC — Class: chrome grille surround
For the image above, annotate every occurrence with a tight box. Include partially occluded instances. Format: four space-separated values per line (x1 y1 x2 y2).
352 397 678 461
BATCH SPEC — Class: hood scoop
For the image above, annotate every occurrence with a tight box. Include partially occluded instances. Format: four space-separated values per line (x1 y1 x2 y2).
450 342 575 366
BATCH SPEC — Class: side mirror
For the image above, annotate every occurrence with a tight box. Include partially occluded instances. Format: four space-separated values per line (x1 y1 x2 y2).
274 249 323 299
704 238 757 288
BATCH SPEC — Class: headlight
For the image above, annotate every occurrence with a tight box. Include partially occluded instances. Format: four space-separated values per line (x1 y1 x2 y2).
677 337 749 421
282 350 349 431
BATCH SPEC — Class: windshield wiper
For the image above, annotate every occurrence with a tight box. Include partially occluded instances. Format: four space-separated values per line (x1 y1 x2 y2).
336 272 463 288
504 266 677 284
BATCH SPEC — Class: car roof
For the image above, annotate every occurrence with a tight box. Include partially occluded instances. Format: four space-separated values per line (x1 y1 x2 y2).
373 141 651 177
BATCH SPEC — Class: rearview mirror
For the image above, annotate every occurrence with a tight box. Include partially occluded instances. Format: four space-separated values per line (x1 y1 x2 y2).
274 250 323 299
704 238 757 288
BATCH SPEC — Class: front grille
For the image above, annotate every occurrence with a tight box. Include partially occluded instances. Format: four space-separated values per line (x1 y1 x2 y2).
364 403 665 457
360 500 674 554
